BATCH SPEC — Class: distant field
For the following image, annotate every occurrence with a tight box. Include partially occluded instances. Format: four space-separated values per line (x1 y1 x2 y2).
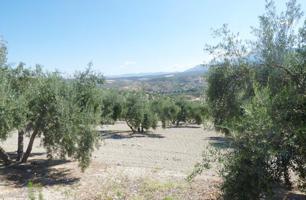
0 122 222 200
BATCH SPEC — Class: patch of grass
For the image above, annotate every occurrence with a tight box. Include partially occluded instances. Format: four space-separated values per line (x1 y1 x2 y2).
138 179 184 200
163 196 175 200
27 181 44 200
93 177 186 200
141 179 178 192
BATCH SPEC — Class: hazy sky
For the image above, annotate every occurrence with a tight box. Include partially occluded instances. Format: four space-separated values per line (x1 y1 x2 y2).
1 0 305 75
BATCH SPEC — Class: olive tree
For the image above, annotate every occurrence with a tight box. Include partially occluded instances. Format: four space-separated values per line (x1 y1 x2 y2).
188 101 208 125
8 63 42 161
0 69 18 164
100 90 125 124
0 42 29 164
124 93 157 133
0 62 104 171
151 97 179 128
200 0 306 198
172 97 189 126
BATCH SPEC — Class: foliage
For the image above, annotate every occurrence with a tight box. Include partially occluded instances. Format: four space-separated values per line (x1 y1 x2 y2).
0 60 103 170
187 146 224 182
28 181 44 200
173 97 208 126
206 64 253 133
201 0 306 198
151 97 179 128
123 93 158 133
100 90 125 124
26 69 103 170
0 69 16 140
0 38 7 66
188 101 209 125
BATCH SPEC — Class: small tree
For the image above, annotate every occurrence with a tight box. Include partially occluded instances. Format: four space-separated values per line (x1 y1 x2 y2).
123 93 157 133
188 102 208 125
141 103 158 132
152 97 179 128
173 97 192 126
100 90 125 124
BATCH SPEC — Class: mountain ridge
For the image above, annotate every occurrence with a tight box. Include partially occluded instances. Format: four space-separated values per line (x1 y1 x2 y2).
106 64 208 79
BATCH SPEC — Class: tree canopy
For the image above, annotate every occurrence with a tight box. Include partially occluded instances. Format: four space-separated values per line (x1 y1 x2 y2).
203 0 306 198
0 46 104 170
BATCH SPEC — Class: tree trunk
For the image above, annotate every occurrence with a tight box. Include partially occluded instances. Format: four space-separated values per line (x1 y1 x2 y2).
162 120 166 129
137 127 141 133
0 146 11 165
21 128 39 163
126 120 136 133
16 129 24 161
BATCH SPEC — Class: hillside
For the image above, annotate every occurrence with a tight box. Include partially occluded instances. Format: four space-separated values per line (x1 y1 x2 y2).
104 65 208 97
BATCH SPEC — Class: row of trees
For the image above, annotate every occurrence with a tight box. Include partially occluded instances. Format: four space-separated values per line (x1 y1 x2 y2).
0 38 207 169
203 0 306 199
100 90 208 132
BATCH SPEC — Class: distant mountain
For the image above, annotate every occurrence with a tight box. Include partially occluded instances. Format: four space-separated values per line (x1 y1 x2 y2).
106 64 208 80
107 71 173 79
184 64 208 73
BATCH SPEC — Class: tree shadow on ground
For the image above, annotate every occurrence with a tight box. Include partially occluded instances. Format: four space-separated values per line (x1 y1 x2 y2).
168 124 201 129
273 186 306 200
206 136 233 149
282 193 306 200
99 130 165 140
6 152 46 161
0 159 79 188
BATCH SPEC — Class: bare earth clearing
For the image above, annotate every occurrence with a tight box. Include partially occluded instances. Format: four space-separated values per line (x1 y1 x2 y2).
0 122 223 200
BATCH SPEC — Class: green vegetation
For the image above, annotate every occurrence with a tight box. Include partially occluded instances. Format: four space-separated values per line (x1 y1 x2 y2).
93 176 185 200
194 0 306 199
123 92 158 133
0 40 104 170
151 97 180 128
2 1 304 199
100 90 125 124
28 181 44 200
99 91 206 132
0 37 207 169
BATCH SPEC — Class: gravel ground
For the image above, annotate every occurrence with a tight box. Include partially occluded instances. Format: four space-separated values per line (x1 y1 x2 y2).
0 122 222 200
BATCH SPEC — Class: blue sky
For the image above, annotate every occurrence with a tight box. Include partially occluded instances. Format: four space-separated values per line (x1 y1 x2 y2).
1 0 305 75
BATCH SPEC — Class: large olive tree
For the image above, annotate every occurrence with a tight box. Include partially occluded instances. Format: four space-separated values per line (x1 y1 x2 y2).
20 69 103 170
202 0 306 198
0 49 104 171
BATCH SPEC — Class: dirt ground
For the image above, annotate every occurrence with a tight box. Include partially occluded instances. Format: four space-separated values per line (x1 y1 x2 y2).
0 122 224 200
